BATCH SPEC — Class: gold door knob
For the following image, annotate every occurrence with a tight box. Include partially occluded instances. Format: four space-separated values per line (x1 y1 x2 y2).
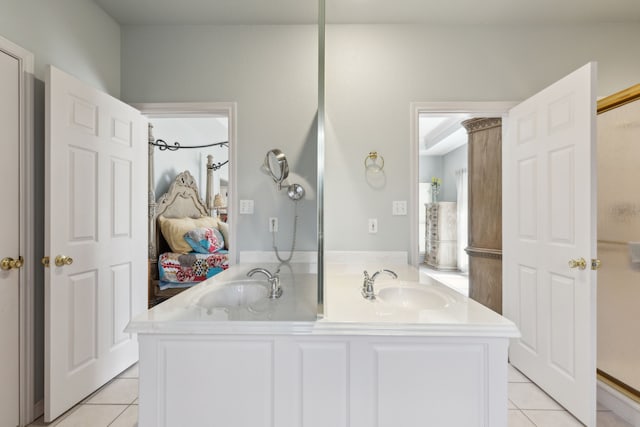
1 256 23 271
55 255 73 267
591 259 602 271
568 257 587 270
41 256 50 268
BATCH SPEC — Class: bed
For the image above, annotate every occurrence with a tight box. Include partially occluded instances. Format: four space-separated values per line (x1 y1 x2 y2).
148 170 229 304
147 124 229 305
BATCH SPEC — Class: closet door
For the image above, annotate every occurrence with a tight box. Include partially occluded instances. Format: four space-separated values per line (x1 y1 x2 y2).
0 41 21 427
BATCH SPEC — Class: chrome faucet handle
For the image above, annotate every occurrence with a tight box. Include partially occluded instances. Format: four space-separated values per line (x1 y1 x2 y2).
361 270 376 300
269 274 282 299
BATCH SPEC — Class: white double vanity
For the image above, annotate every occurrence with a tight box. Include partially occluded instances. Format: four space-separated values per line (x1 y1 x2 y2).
127 262 518 427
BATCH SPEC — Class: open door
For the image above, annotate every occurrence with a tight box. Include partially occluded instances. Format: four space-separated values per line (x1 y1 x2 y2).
44 66 147 421
503 62 597 426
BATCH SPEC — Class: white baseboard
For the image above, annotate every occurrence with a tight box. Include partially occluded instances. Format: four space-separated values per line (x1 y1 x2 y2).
324 251 408 265
238 251 317 264
598 379 640 426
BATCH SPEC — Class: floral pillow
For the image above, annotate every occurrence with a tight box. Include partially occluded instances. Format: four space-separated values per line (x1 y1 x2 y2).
184 227 225 254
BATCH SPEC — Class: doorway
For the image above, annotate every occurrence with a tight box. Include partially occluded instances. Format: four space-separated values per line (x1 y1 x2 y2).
416 113 470 295
134 102 237 307
410 103 515 297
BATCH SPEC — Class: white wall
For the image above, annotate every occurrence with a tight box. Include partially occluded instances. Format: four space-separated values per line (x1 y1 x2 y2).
441 145 468 203
121 22 640 255
324 23 640 252
121 25 318 253
151 117 229 201
0 0 121 96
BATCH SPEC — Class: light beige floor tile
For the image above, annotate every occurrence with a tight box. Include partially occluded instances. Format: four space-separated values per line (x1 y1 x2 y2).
508 399 517 409
55 404 127 427
508 409 536 427
597 410 635 427
109 405 138 427
508 382 563 410
523 409 583 426
86 378 139 405
118 364 139 379
508 364 531 383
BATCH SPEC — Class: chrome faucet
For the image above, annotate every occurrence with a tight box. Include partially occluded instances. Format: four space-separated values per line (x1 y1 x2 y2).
247 267 283 299
361 269 398 300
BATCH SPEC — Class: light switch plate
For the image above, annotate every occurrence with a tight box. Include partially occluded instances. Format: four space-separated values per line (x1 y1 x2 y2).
392 200 407 216
239 199 254 214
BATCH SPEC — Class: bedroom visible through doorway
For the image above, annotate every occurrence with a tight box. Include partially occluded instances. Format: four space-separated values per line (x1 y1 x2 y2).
410 102 515 295
134 102 237 307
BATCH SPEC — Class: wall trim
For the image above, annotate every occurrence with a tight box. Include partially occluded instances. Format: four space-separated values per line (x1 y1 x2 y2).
0 34 36 426
598 378 640 426
132 102 238 264
408 101 517 266
239 251 318 264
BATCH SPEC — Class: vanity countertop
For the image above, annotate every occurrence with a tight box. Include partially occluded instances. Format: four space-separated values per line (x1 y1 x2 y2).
126 262 519 338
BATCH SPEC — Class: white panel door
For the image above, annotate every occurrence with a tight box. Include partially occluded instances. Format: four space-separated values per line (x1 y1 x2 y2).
0 44 21 427
503 63 597 425
44 65 147 422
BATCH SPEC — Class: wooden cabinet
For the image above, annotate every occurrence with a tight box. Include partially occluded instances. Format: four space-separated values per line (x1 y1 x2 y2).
462 117 502 314
424 202 457 270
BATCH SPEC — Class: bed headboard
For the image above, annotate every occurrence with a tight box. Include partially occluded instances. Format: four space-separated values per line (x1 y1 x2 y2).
150 170 209 258
148 123 218 260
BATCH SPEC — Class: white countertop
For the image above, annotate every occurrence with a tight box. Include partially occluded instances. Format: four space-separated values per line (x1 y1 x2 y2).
126 263 519 338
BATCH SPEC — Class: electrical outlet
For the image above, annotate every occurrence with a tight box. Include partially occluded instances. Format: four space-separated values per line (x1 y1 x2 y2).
368 218 378 234
392 200 407 216
269 217 278 232
239 199 254 214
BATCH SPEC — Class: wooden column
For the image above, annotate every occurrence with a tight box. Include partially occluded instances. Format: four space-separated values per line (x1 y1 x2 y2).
462 118 502 314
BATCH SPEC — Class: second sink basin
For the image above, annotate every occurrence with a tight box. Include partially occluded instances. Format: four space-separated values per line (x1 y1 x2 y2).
377 284 454 310
194 280 268 309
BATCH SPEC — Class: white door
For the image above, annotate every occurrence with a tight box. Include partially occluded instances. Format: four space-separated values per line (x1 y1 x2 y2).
0 43 21 427
44 66 148 421
503 62 597 426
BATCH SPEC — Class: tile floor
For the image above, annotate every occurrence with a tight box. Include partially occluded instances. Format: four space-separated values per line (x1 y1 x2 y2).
27 362 633 426
27 364 138 427
25 267 635 426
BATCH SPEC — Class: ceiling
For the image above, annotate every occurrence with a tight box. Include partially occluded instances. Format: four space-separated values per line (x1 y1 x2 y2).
419 114 470 156
93 0 640 25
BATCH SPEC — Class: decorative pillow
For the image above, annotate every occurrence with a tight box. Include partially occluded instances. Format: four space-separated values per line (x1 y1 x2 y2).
217 221 230 250
184 227 225 254
158 216 219 253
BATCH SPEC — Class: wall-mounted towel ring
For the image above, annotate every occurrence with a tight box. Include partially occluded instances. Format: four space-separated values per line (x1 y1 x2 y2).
364 151 385 172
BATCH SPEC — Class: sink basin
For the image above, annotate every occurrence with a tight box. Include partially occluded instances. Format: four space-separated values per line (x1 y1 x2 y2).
194 280 268 309
377 285 453 310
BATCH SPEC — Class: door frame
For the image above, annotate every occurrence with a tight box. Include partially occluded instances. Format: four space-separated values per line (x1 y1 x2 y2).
0 35 35 424
408 102 516 267
133 102 238 264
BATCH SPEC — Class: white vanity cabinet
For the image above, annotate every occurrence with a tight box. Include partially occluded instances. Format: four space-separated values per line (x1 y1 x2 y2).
129 263 518 427
424 202 458 269
137 332 509 427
